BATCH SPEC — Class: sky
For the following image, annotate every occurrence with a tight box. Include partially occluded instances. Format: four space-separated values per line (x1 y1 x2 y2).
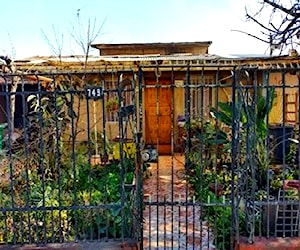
1 0 273 59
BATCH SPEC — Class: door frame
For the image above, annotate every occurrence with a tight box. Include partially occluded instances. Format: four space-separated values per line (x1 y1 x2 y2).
144 79 172 154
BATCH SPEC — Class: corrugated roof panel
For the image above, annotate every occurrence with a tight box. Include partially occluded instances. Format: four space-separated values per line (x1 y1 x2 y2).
98 54 219 61
13 53 300 70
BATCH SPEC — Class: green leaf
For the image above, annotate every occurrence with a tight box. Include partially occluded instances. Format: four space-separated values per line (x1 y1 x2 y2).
56 96 64 107
65 93 71 103
111 207 121 217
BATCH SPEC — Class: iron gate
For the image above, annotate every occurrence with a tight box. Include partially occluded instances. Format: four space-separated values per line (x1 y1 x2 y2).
139 64 300 250
0 64 300 249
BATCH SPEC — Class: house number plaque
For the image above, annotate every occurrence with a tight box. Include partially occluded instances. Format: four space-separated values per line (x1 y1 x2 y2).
86 86 103 100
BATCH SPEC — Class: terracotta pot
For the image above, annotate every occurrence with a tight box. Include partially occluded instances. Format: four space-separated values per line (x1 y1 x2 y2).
91 155 101 166
283 180 300 190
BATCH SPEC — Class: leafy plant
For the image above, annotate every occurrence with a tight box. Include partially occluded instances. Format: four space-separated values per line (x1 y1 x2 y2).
0 87 136 243
189 119 229 169
210 87 275 140
188 87 276 248
210 87 276 186
90 131 112 162
105 96 119 112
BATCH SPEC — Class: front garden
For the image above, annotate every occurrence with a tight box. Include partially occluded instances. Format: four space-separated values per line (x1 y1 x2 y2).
0 154 136 243
0 86 138 244
187 87 300 249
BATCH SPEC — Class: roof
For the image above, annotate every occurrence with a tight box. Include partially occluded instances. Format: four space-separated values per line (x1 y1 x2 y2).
91 41 212 56
12 53 300 72
91 41 212 49
99 54 218 61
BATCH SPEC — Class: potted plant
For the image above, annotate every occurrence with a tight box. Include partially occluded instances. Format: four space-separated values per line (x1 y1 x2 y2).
190 118 229 167
105 97 119 112
90 131 112 165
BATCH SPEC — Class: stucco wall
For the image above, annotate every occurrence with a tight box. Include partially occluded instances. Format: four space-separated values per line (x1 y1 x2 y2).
268 72 298 124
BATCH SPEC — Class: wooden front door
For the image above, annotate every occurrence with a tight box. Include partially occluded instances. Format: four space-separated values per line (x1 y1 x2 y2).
145 81 172 154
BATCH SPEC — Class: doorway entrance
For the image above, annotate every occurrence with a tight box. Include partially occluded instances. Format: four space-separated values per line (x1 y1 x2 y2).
144 80 172 154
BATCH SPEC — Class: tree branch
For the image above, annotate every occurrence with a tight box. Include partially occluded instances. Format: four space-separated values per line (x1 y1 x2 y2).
244 0 300 52
263 0 300 17
231 30 270 44
245 10 275 33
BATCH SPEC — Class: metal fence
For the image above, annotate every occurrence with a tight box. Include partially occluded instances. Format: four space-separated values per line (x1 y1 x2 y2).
139 64 300 249
0 65 300 249
0 70 141 248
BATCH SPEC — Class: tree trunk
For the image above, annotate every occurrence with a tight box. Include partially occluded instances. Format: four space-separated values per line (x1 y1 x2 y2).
9 65 19 133
9 77 19 133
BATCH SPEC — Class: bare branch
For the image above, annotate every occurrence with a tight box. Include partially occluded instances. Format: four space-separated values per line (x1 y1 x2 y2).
41 25 64 61
245 9 275 33
244 0 300 54
231 30 270 43
263 0 300 17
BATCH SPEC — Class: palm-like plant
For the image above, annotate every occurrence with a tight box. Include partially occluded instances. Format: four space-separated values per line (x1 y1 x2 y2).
210 87 275 188
210 87 275 140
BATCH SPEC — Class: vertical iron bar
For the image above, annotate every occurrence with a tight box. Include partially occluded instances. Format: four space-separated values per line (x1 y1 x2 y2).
296 71 300 237
21 75 32 244
36 77 47 244
71 77 79 240
53 75 63 242
149 196 151 248
101 73 110 240
155 66 160 248
171 67 175 249
282 71 286 237
164 195 166 249
131 70 141 244
50 205 54 243
199 66 205 249
4 211 8 244
251 69 258 241
88 85 94 241
231 66 238 249
5 76 16 244
185 65 191 247
117 72 126 243
138 67 143 144
178 198 181 249
0 77 7 244
263 70 271 238
138 67 144 248
215 67 221 249
34 211 39 244
20 76 23 244
192 196 195 250
16 83 24 244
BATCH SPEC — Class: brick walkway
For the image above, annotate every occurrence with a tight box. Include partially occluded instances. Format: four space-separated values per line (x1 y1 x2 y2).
142 155 215 249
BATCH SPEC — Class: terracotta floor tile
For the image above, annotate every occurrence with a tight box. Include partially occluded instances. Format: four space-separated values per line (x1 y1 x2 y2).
142 155 215 249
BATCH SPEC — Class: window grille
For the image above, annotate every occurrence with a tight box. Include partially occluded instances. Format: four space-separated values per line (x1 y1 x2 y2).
189 76 215 119
104 79 133 122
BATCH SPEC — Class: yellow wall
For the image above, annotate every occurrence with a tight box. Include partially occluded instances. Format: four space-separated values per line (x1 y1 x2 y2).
63 70 300 148
268 72 299 124
68 96 133 143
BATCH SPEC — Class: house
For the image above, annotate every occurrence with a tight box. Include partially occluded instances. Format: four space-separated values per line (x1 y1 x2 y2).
0 42 299 249
91 42 300 153
2 42 300 154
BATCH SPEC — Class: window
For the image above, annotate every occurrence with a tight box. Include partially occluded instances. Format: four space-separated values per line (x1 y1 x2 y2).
104 78 134 122
285 93 298 123
189 75 214 119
